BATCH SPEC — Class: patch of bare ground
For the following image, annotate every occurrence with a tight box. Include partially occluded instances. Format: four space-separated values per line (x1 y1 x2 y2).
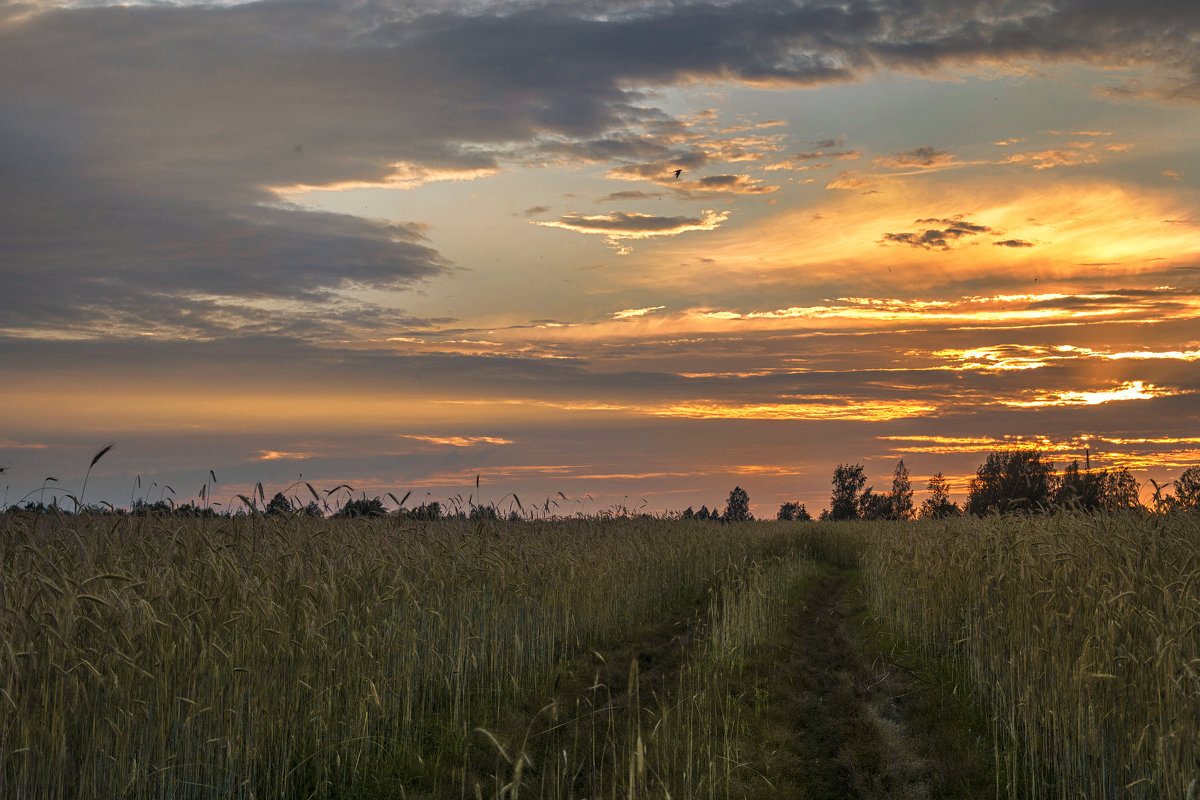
748 566 997 800
453 561 996 799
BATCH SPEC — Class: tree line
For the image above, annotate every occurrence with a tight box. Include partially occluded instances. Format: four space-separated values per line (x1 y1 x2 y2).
6 446 1199 521
684 451 1200 523
798 451 1200 521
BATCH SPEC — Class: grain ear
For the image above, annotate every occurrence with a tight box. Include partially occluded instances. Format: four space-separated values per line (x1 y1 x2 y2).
89 443 115 470
80 443 115 509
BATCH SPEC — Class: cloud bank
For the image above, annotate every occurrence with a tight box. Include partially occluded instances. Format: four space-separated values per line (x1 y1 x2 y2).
5 0 1200 339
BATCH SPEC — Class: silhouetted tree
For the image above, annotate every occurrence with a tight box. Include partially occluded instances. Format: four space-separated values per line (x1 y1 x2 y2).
409 501 442 521
682 506 695 519
265 492 294 516
890 459 914 520
966 449 1055 515
470 504 499 520
1101 468 1141 511
830 464 867 520
1053 460 1107 511
919 473 960 518
335 497 388 518
722 487 752 522
1175 465 1200 512
777 501 811 521
131 499 174 516
857 487 892 521
696 504 713 521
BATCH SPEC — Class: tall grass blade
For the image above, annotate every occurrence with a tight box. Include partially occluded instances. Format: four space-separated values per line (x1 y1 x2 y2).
79 443 114 510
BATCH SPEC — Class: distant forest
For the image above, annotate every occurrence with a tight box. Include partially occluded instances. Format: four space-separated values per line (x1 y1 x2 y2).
697 451 1199 522
4 448 1199 522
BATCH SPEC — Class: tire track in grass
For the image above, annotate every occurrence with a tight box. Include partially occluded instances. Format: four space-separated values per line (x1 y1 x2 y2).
754 567 929 798
750 565 996 800
454 553 997 799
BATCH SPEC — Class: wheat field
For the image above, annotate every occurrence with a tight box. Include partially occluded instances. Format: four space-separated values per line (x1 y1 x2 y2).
0 511 817 798
803 512 1200 800
2 509 1197 798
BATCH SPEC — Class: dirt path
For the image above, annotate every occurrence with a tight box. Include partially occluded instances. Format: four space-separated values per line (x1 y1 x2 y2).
752 567 995 800
752 568 931 799
458 563 996 799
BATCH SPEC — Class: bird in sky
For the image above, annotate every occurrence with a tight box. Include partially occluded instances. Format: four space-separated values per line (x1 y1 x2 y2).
673 169 682 179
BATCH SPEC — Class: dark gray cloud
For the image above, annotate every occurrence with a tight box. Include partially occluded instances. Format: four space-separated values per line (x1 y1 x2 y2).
810 136 846 149
0 132 447 338
995 239 1036 248
9 0 1196 203
686 174 779 195
606 155 712 182
4 0 1200 340
536 130 687 165
880 216 994 250
875 146 957 169
789 149 860 161
597 190 665 202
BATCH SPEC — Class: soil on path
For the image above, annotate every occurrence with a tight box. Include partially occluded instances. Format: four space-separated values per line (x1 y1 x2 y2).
750 567 996 799
462 563 996 799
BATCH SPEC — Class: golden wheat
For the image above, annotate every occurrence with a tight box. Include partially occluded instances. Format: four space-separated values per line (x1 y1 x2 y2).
803 512 1200 800
0 512 804 799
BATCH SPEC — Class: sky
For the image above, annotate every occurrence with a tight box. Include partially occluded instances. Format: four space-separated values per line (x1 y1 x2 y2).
2 0 1199 517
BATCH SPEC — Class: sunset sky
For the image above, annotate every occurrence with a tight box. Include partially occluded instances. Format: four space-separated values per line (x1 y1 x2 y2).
2 0 1199 517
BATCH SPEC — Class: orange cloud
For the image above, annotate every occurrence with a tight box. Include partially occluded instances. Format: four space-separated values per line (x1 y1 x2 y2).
688 291 1183 330
699 134 788 162
400 435 513 447
656 179 1200 289
922 344 1200 373
879 435 1200 475
1001 380 1182 407
880 434 1078 455
1002 148 1098 169
928 345 1061 371
653 398 935 421
438 395 934 423
611 306 666 319
767 148 861 171
257 450 317 460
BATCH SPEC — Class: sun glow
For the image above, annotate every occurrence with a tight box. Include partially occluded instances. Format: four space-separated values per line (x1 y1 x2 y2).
654 399 936 421
1002 381 1180 407
659 180 1200 291
400 435 514 447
